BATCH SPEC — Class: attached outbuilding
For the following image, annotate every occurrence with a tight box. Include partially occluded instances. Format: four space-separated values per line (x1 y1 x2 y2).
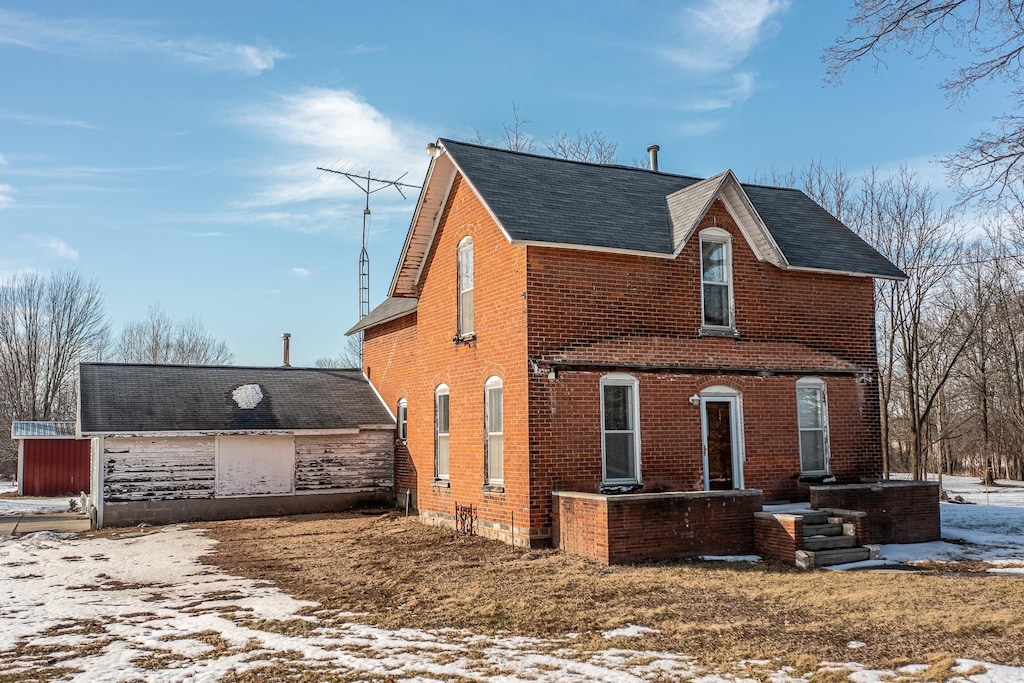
78 363 395 527
11 421 91 497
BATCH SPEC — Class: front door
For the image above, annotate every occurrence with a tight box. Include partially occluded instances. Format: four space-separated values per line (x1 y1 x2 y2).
701 395 743 490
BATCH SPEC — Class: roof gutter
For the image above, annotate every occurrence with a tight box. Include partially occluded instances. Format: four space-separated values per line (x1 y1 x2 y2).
540 359 869 377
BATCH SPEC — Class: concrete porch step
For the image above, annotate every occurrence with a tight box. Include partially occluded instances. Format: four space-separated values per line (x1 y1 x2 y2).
793 510 830 525
803 534 858 551
796 546 873 569
804 522 843 537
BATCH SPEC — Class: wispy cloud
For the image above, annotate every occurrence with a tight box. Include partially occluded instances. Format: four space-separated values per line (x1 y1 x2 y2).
292 267 311 277
681 72 756 112
678 121 723 137
34 235 78 259
0 9 284 75
235 88 430 208
0 153 7 166
659 0 790 73
0 183 14 208
178 230 226 238
343 44 387 55
0 109 99 129
4 164 178 179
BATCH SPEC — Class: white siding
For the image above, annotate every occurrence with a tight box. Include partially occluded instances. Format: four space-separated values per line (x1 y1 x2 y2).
295 432 393 493
215 435 295 497
103 437 215 502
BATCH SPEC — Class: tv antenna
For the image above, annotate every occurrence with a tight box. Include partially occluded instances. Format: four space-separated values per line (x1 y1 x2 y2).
316 167 421 364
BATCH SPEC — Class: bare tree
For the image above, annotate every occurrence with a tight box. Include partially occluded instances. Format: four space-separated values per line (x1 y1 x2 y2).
314 335 363 369
116 304 233 365
825 0 1024 203
545 130 618 164
0 271 108 476
502 102 535 153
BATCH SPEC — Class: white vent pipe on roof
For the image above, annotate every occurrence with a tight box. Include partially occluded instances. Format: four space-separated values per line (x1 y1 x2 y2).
647 144 660 172
281 333 291 367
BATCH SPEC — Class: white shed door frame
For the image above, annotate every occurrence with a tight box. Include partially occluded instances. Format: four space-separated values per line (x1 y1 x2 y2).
215 435 295 497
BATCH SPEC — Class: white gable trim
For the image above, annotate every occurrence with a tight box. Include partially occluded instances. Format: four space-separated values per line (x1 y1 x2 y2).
410 163 458 293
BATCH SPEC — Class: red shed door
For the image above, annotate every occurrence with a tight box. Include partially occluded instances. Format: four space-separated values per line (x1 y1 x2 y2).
22 439 91 497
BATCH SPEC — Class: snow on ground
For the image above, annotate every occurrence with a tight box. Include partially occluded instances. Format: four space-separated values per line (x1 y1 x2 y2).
0 495 74 515
1 526 1021 682
0 480 16 495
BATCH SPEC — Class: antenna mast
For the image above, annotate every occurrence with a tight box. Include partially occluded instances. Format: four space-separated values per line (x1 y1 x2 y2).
316 167 421 365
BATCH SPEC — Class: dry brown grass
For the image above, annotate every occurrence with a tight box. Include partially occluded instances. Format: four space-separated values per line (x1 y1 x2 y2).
199 510 1024 670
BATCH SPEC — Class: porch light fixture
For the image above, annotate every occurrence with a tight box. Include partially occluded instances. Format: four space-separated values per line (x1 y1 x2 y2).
689 394 701 406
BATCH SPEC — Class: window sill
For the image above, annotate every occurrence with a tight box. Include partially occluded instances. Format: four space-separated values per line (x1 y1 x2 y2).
798 473 835 484
698 326 740 339
395 438 407 446
453 332 477 345
432 478 451 489
599 482 644 495
482 484 505 494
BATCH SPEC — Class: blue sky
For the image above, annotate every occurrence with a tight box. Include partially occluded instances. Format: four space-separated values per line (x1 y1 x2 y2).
0 1 1003 366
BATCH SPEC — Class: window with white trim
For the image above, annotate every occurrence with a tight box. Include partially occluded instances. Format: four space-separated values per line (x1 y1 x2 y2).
457 236 474 336
700 229 733 329
796 378 830 473
397 398 408 441
485 376 503 485
600 374 640 483
435 385 450 479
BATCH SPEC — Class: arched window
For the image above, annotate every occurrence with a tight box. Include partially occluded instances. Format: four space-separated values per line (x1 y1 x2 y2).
397 398 408 442
796 378 830 474
485 377 503 485
600 373 640 484
457 236 474 336
435 385 450 479
699 227 733 330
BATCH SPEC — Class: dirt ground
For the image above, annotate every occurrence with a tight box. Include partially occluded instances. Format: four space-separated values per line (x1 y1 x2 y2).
198 509 1024 672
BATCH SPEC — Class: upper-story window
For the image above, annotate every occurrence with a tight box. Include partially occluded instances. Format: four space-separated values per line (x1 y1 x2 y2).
435 385 450 479
485 376 503 485
796 378 830 474
700 228 733 330
600 373 641 484
397 398 408 442
457 236 474 337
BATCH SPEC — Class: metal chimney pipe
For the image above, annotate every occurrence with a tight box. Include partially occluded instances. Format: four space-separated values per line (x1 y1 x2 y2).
281 333 291 367
647 144 660 172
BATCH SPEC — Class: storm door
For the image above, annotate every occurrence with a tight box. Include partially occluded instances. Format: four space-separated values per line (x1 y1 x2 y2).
700 393 744 490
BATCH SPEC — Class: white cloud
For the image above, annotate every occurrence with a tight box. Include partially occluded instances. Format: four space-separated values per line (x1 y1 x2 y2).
678 120 723 137
659 0 790 73
236 88 430 208
0 153 7 166
292 267 311 277
681 72 756 112
36 235 78 259
180 231 226 238
0 183 15 208
0 109 99 129
0 9 283 75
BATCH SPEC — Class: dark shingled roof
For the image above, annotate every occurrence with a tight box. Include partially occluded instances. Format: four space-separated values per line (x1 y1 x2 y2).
11 421 77 438
79 363 394 434
346 297 417 336
440 139 905 279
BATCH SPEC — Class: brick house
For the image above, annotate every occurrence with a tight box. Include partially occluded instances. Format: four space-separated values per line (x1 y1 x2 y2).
348 139 908 556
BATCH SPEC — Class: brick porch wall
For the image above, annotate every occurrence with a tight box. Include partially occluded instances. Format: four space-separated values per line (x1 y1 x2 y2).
552 489 763 564
810 481 940 544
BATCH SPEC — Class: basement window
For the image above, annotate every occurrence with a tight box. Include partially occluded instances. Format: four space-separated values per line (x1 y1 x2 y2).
700 228 733 330
797 378 830 474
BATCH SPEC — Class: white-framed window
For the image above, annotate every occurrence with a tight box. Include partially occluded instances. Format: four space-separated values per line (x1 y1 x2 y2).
435 385 450 479
700 228 733 329
457 236 474 336
600 373 641 484
485 376 503 485
397 398 408 441
796 377 830 474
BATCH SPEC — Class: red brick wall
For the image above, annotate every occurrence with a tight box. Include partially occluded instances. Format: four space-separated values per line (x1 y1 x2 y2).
754 512 804 563
363 174 532 545
552 490 762 564
810 482 940 544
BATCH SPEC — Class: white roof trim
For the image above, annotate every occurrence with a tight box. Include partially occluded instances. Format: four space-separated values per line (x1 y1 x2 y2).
781 263 906 281
81 427 395 438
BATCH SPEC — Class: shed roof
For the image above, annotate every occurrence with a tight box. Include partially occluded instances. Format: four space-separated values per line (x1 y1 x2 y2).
11 421 78 439
78 363 394 435
346 296 417 336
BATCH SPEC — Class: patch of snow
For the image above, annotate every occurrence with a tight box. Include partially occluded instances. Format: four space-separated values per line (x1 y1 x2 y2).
824 559 903 571
0 496 73 514
988 566 1024 575
699 555 761 563
847 641 866 649
0 480 16 495
602 623 660 639
231 383 263 409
